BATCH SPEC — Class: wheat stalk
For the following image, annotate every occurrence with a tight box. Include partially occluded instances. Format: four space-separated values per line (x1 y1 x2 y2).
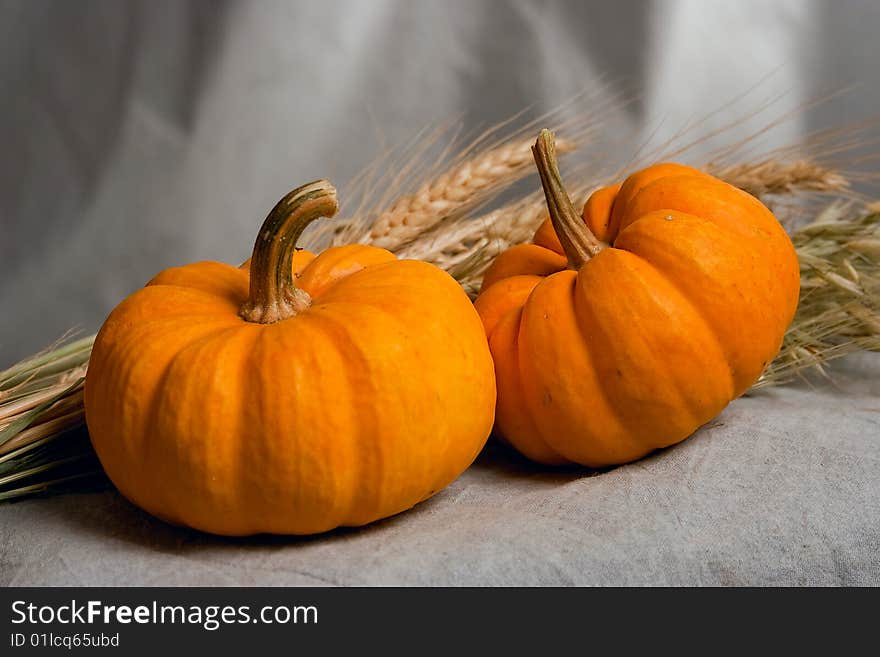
709 159 850 198
365 136 576 251
402 191 551 298
0 364 105 501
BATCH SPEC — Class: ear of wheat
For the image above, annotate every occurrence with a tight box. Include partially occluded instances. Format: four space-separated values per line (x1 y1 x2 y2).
364 136 575 251
2 100 878 501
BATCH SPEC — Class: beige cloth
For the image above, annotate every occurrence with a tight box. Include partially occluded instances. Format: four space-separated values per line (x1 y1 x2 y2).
2 355 877 586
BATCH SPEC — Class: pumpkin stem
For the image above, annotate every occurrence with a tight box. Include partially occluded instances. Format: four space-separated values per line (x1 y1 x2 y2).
532 129 604 268
240 180 338 324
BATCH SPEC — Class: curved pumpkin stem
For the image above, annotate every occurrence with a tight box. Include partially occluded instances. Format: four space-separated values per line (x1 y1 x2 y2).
532 129 604 268
240 180 338 324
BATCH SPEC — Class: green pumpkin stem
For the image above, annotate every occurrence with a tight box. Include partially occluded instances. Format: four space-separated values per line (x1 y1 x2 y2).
532 129 604 268
240 180 338 324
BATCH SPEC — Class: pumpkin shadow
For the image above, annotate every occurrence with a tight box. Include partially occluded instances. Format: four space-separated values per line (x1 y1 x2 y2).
45 485 433 554
469 439 607 484
45 439 610 554
48 467 528 553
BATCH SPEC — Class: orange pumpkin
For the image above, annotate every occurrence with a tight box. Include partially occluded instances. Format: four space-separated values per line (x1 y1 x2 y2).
474 130 800 467
85 180 496 535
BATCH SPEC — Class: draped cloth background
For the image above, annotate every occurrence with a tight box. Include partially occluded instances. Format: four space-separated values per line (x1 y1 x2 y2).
3 0 879 359
1 1 878 585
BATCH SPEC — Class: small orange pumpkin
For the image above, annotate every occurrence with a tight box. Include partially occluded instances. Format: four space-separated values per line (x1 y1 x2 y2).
474 130 800 467
85 180 496 535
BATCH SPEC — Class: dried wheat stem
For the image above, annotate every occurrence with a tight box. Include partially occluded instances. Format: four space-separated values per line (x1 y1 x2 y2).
0 380 84 424
0 452 93 489
421 176 602 296
0 409 86 457
710 159 849 198
0 470 105 503
1 390 85 428
398 191 544 262
405 192 548 293
0 335 92 385
368 138 575 251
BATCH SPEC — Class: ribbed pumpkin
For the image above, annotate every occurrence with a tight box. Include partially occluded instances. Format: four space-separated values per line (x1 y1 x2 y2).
85 180 496 535
474 130 800 467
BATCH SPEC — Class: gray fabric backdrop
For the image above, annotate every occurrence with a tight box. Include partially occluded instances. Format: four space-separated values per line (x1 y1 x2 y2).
1 1 878 586
2 0 880 361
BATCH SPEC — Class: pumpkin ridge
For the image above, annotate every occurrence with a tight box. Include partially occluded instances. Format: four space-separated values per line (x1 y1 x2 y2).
120 340 181 525
615 216 742 393
108 284 247 325
567 249 733 457
608 173 701 240
622 174 776 246
225 326 267 535
97 322 252 526
291 307 383 526
607 164 712 239
248 318 361 533
295 244 397 300
317 258 461 306
566 267 652 458
599 244 738 419
85 312 239 497
473 274 543 340
580 181 622 243
479 243 567 294
523 270 645 463
148 261 250 305
303 275 488 521
501 304 569 464
152 324 262 533
621 210 796 392
512 271 630 464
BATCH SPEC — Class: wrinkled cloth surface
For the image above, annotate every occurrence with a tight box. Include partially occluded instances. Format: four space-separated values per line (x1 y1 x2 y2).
2 356 878 586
